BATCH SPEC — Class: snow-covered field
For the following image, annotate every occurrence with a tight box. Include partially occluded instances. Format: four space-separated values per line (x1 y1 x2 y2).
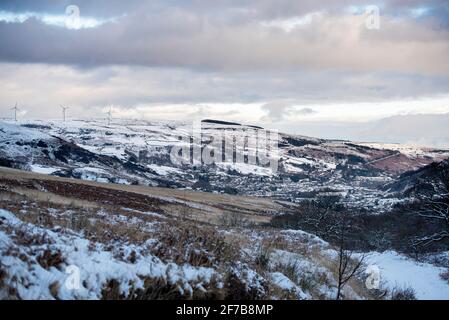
365 251 449 300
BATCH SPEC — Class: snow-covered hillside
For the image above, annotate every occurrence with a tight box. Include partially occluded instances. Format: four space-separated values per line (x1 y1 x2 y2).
0 170 373 300
365 251 449 300
1 119 448 212
1 121 449 300
1 175 448 300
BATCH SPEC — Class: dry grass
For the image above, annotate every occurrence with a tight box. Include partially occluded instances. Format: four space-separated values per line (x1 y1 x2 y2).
268 284 300 300
37 250 65 270
254 244 273 272
223 268 269 300
12 187 99 209
0 167 381 300
272 259 301 285
0 167 280 226
388 285 417 300
100 269 268 300
150 221 240 267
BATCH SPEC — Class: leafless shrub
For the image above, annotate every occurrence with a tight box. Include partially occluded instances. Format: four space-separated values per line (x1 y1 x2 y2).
70 213 91 231
151 222 239 267
254 244 272 271
219 212 248 228
272 259 301 285
223 269 268 300
298 273 317 293
389 285 417 300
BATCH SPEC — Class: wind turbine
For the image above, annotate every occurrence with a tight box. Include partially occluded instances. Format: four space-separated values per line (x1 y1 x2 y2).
60 105 69 122
11 103 19 121
106 106 113 125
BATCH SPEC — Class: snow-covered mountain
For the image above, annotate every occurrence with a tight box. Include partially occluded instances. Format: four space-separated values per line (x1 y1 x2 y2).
1 119 448 211
2 119 449 300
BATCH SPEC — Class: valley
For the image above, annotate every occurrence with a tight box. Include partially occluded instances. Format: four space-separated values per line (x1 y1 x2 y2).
1 119 449 300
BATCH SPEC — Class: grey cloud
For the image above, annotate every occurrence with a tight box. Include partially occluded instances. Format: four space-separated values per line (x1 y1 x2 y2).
261 102 292 122
1 63 449 120
0 0 146 17
0 3 449 75
3 1 447 20
261 103 317 122
296 107 317 115
0 0 448 144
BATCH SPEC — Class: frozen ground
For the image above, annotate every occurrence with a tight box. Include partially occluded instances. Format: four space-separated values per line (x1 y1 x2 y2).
366 251 449 300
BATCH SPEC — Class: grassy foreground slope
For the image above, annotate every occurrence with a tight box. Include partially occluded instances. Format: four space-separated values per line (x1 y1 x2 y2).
0 166 377 300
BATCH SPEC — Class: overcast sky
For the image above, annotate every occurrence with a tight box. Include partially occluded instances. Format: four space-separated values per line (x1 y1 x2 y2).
0 1 448 146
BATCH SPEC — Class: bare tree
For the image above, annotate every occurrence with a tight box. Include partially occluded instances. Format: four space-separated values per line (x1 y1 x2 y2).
300 196 342 238
293 197 366 299
412 163 449 247
335 243 365 300
333 212 365 300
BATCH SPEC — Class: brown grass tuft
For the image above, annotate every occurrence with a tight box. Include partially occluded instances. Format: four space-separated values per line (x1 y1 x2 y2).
37 250 65 270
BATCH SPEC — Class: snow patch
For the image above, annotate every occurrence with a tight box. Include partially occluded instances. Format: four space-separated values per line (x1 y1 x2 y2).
366 251 449 300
